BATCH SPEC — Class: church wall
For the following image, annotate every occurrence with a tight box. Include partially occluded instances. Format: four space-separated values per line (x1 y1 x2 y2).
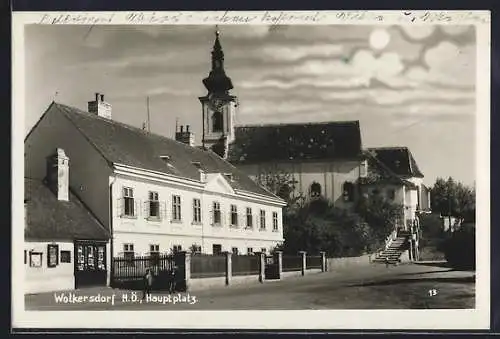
236 159 364 207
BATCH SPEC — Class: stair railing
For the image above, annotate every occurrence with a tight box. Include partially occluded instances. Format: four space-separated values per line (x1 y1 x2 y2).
374 225 399 258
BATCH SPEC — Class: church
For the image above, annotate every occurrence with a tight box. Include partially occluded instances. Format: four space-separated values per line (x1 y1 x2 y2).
193 29 430 225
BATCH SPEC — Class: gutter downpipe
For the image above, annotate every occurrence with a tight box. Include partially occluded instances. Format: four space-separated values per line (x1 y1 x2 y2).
109 175 117 287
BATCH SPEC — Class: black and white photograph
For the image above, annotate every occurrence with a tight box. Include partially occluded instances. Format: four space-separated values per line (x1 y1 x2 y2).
13 10 490 330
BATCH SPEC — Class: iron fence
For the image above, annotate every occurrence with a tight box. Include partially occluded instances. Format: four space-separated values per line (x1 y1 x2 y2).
306 255 322 269
282 255 303 272
231 255 259 276
190 254 226 279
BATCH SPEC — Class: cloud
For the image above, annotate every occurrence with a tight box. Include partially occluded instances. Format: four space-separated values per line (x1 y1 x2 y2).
420 41 475 87
400 26 436 40
259 43 344 61
219 25 271 38
440 25 472 36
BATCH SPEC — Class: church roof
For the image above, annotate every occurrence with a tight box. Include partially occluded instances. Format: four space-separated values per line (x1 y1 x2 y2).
25 178 110 241
41 103 277 199
358 151 417 189
227 121 363 164
366 147 424 178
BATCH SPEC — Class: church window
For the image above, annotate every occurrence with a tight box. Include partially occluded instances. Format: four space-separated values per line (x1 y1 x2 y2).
343 182 355 202
212 111 223 132
310 182 322 198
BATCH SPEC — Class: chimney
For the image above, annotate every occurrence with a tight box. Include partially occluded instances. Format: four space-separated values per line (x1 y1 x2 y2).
46 148 69 201
175 124 195 147
88 92 112 119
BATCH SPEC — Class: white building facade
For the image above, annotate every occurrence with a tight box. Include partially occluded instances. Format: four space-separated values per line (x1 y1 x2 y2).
112 164 285 257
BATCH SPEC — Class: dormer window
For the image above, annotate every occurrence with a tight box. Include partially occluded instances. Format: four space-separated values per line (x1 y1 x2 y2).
223 173 233 182
160 155 171 162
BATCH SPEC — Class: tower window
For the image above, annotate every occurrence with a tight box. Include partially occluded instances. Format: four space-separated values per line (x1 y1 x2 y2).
310 182 322 198
212 111 223 132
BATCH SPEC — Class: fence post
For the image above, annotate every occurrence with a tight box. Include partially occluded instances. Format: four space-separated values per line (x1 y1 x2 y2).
258 252 265 283
225 251 232 286
174 251 191 292
320 251 326 272
299 251 307 276
274 251 283 279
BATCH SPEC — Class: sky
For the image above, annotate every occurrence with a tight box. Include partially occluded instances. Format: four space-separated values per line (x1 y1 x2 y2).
24 24 477 187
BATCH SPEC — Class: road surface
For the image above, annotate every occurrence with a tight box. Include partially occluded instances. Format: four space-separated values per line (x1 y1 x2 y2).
25 262 475 310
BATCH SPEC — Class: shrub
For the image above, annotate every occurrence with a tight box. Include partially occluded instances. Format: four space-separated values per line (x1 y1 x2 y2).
443 223 475 270
281 198 372 257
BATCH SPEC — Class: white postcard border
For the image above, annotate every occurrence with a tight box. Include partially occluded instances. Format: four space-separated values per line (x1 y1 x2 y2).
12 10 491 330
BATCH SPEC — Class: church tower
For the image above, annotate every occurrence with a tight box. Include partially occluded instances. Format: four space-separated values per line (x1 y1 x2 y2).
199 27 238 159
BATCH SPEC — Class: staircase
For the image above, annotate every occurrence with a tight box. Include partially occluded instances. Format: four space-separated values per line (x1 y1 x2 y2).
372 230 410 265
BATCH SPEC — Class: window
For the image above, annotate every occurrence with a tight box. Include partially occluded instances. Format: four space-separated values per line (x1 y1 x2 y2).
310 182 322 198
232 247 239 255
47 244 59 268
246 208 253 228
123 187 135 216
212 111 223 132
173 245 182 254
24 250 27 264
148 191 160 218
272 212 279 232
29 252 42 267
60 250 71 263
213 202 221 225
123 244 135 263
172 195 181 221
343 182 355 202
193 198 202 223
213 244 222 255
259 210 266 230
230 204 238 226
360 160 368 178
388 189 396 200
247 247 253 255
261 248 267 254
191 244 202 254
150 244 160 266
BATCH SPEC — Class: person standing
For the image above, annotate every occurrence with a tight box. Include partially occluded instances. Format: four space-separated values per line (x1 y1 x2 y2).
143 269 153 300
169 265 178 294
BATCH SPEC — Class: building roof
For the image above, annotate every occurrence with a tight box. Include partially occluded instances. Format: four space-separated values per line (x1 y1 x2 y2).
358 150 417 189
48 102 277 198
366 147 424 178
25 178 110 241
227 121 363 164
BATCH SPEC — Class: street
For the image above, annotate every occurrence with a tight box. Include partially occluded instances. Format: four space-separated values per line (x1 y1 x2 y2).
25 262 475 310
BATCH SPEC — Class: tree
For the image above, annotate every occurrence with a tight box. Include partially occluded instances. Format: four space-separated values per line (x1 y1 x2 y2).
355 194 403 241
430 177 475 223
256 165 305 207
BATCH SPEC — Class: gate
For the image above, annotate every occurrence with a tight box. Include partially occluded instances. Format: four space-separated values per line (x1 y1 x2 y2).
264 255 279 280
111 254 176 290
74 240 107 289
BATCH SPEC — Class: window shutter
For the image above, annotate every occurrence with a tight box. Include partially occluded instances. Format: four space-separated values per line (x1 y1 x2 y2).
135 199 141 217
116 198 123 217
143 200 149 218
255 214 260 229
209 209 214 225
160 201 166 220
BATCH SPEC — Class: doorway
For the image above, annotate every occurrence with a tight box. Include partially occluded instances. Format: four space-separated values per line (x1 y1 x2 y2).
74 240 107 289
